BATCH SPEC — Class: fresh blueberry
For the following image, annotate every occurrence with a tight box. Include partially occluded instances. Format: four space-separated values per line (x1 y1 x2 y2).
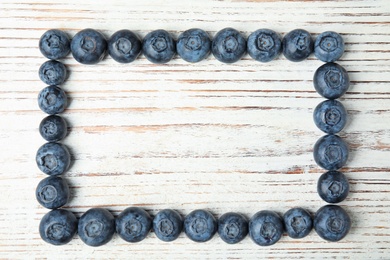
36 176 70 209
318 170 349 203
212 28 246 63
314 205 351 242
176 28 211 63
313 62 350 99
36 142 71 176
283 207 313 239
313 134 349 170
153 209 183 242
313 99 347 134
108 30 142 63
78 208 115 247
39 60 67 86
38 85 67 115
184 209 217 243
247 29 282 62
315 31 345 62
39 115 68 142
116 207 152 243
39 209 77 245
282 29 313 62
39 29 71 60
142 30 176 64
218 212 248 244
71 28 107 65
249 210 284 246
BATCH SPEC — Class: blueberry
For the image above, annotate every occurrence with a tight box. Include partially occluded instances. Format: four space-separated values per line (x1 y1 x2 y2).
39 29 71 60
218 212 248 244
282 29 313 62
314 205 351 242
313 134 349 170
36 176 70 209
116 207 152 243
142 30 176 64
39 209 77 245
318 170 349 203
176 28 211 63
313 62 350 99
39 115 68 142
36 142 71 176
108 30 142 63
78 208 115 247
313 99 347 134
71 29 107 64
212 28 246 63
247 29 282 62
315 31 344 62
249 210 284 246
39 60 67 86
153 209 183 242
38 85 67 115
184 209 217 243
283 207 313 239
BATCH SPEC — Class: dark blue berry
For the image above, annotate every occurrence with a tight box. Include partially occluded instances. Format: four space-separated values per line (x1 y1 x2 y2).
38 85 67 115
78 208 115 247
36 142 71 176
39 60 67 86
108 30 142 63
153 209 183 242
315 31 344 62
314 205 351 242
249 210 284 246
184 209 217 243
282 29 313 62
142 30 176 64
283 207 313 239
313 62 350 99
218 212 248 244
318 170 349 203
39 209 77 245
71 29 107 65
39 115 68 142
313 134 349 171
247 29 282 62
39 29 71 60
36 176 70 209
313 99 347 134
176 28 211 63
212 28 246 63
116 207 152 243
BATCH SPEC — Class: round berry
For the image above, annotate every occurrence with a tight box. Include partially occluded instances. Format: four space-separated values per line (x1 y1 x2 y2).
39 115 68 142
39 209 77 245
176 28 211 63
315 31 345 62
313 134 349 171
283 207 313 239
36 176 70 209
313 99 347 134
36 142 71 176
71 28 107 64
212 28 246 63
218 212 248 244
313 62 350 99
153 209 183 242
247 29 282 62
318 170 349 203
108 30 142 63
184 209 217 242
314 205 351 242
282 29 313 62
116 207 152 243
39 29 71 60
38 85 67 115
142 30 176 64
39 60 67 86
249 210 284 246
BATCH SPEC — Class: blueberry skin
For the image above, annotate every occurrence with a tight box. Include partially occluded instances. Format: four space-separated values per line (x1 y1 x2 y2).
39 29 71 60
39 115 68 142
314 205 351 242
78 208 115 247
283 207 313 239
176 28 211 63
116 207 152 243
315 31 345 62
38 85 67 115
184 209 217 243
108 30 142 63
36 142 71 176
212 28 246 64
153 209 183 242
249 210 284 246
313 134 349 171
247 29 282 62
282 29 313 62
318 170 349 203
39 209 77 245
36 176 70 209
313 62 350 99
39 60 67 86
71 29 107 65
142 30 176 64
313 99 347 134
218 212 248 244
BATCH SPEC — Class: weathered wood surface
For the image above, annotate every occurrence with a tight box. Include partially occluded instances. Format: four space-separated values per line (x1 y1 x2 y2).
1 0 390 258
